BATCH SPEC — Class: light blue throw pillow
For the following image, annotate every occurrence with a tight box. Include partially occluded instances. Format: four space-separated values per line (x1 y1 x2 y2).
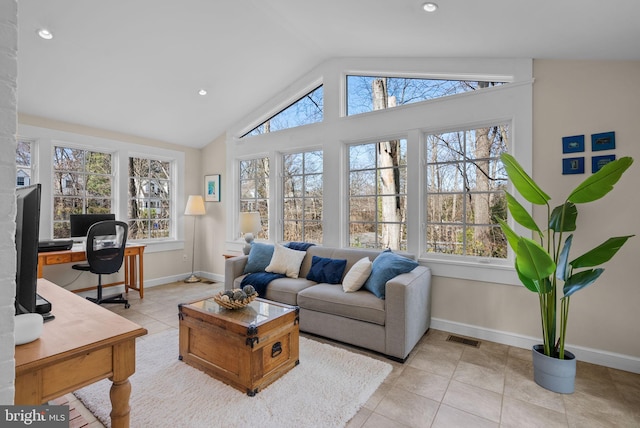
363 250 418 299
243 243 274 274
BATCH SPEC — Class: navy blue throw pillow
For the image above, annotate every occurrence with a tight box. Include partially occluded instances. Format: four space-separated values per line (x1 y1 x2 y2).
306 256 347 284
363 250 418 299
286 241 316 251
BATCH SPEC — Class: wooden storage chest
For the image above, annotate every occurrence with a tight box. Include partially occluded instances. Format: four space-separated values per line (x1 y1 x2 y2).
178 297 299 396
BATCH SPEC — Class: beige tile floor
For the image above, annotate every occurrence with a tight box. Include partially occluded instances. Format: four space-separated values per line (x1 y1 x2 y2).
67 281 640 428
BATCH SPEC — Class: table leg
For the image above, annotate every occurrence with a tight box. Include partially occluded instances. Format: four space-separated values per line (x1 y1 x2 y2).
109 378 131 428
138 252 144 299
109 340 136 428
124 256 130 294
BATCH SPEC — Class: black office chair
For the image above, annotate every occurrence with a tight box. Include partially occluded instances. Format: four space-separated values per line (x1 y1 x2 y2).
72 220 130 308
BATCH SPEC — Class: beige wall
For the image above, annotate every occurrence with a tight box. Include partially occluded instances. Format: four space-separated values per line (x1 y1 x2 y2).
432 60 640 358
198 134 228 278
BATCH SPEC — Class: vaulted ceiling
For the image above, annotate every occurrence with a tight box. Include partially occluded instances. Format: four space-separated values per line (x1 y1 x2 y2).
17 1 640 148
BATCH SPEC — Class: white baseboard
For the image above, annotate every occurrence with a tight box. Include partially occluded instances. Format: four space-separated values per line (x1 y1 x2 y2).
74 272 224 299
431 318 640 374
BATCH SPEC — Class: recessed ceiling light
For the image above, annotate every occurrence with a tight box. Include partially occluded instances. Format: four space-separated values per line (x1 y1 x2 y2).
37 28 53 40
198 89 207 96
422 2 438 12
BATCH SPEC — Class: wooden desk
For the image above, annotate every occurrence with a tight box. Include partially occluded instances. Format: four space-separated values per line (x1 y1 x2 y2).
14 279 147 428
38 244 146 298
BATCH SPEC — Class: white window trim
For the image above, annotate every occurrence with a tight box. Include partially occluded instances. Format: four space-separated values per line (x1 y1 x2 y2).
18 124 186 254
281 147 324 243
225 58 533 286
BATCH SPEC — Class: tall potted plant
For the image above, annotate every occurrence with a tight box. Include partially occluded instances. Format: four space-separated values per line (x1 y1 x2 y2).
498 153 634 393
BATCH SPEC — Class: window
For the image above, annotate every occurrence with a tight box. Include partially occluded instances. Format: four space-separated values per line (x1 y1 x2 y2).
243 86 323 137
425 124 509 258
346 76 506 116
240 157 270 239
16 139 32 187
128 157 171 240
349 139 407 250
283 150 323 243
52 146 113 238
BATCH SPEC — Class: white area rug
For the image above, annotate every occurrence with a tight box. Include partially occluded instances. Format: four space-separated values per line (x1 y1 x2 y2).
75 328 392 427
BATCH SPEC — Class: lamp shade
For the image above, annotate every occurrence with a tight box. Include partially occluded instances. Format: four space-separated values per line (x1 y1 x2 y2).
184 195 206 216
239 211 261 234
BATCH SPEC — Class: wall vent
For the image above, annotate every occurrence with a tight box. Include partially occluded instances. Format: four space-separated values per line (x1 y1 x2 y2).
446 335 480 348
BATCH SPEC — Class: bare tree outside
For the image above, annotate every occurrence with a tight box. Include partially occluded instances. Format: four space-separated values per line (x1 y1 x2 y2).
283 150 323 243
372 78 403 249
16 140 32 187
240 158 270 239
349 137 407 251
52 146 112 238
244 86 323 137
128 157 171 240
425 124 509 258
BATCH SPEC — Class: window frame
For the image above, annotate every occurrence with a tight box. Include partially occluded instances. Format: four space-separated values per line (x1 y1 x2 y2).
347 138 408 250
239 82 324 139
51 145 115 239
226 58 533 286
239 156 271 240
127 155 174 241
16 138 34 188
17 124 186 254
423 122 510 260
282 148 324 244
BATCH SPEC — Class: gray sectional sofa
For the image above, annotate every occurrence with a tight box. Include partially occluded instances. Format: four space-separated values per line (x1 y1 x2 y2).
225 245 432 361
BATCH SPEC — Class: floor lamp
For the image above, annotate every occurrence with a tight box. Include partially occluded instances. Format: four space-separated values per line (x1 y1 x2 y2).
184 195 206 283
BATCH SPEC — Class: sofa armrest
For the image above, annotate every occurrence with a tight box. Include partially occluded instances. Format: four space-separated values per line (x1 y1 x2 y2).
384 265 432 360
224 255 249 290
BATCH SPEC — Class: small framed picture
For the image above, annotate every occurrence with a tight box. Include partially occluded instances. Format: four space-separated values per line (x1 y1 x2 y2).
591 131 615 151
592 155 616 173
562 135 585 153
204 174 221 202
562 157 585 175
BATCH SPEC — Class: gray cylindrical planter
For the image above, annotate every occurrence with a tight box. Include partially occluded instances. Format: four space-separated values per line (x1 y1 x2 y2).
532 345 576 394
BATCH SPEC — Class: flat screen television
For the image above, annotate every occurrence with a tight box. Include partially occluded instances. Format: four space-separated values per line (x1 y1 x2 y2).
70 213 116 240
15 183 41 315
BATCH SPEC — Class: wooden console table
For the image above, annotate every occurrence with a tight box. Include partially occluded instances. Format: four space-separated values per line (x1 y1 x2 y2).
38 243 146 298
14 279 147 428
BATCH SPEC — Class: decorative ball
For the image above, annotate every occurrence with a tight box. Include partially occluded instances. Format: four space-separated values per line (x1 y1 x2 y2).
242 285 256 296
223 290 234 298
232 290 247 301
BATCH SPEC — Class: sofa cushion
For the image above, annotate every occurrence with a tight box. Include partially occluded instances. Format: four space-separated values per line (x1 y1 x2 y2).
265 243 307 278
306 256 347 284
342 257 372 292
264 277 317 306
363 250 418 299
297 284 386 325
243 243 274 274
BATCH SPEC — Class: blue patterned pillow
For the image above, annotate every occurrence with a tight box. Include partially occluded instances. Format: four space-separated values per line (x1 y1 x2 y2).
363 250 418 299
243 243 274 274
306 256 347 284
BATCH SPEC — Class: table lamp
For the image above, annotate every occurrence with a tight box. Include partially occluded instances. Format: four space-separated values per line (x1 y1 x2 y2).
184 195 206 283
239 212 261 254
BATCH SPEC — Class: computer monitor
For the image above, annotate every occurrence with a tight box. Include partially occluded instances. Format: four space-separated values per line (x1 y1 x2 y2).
15 184 41 315
70 213 116 241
